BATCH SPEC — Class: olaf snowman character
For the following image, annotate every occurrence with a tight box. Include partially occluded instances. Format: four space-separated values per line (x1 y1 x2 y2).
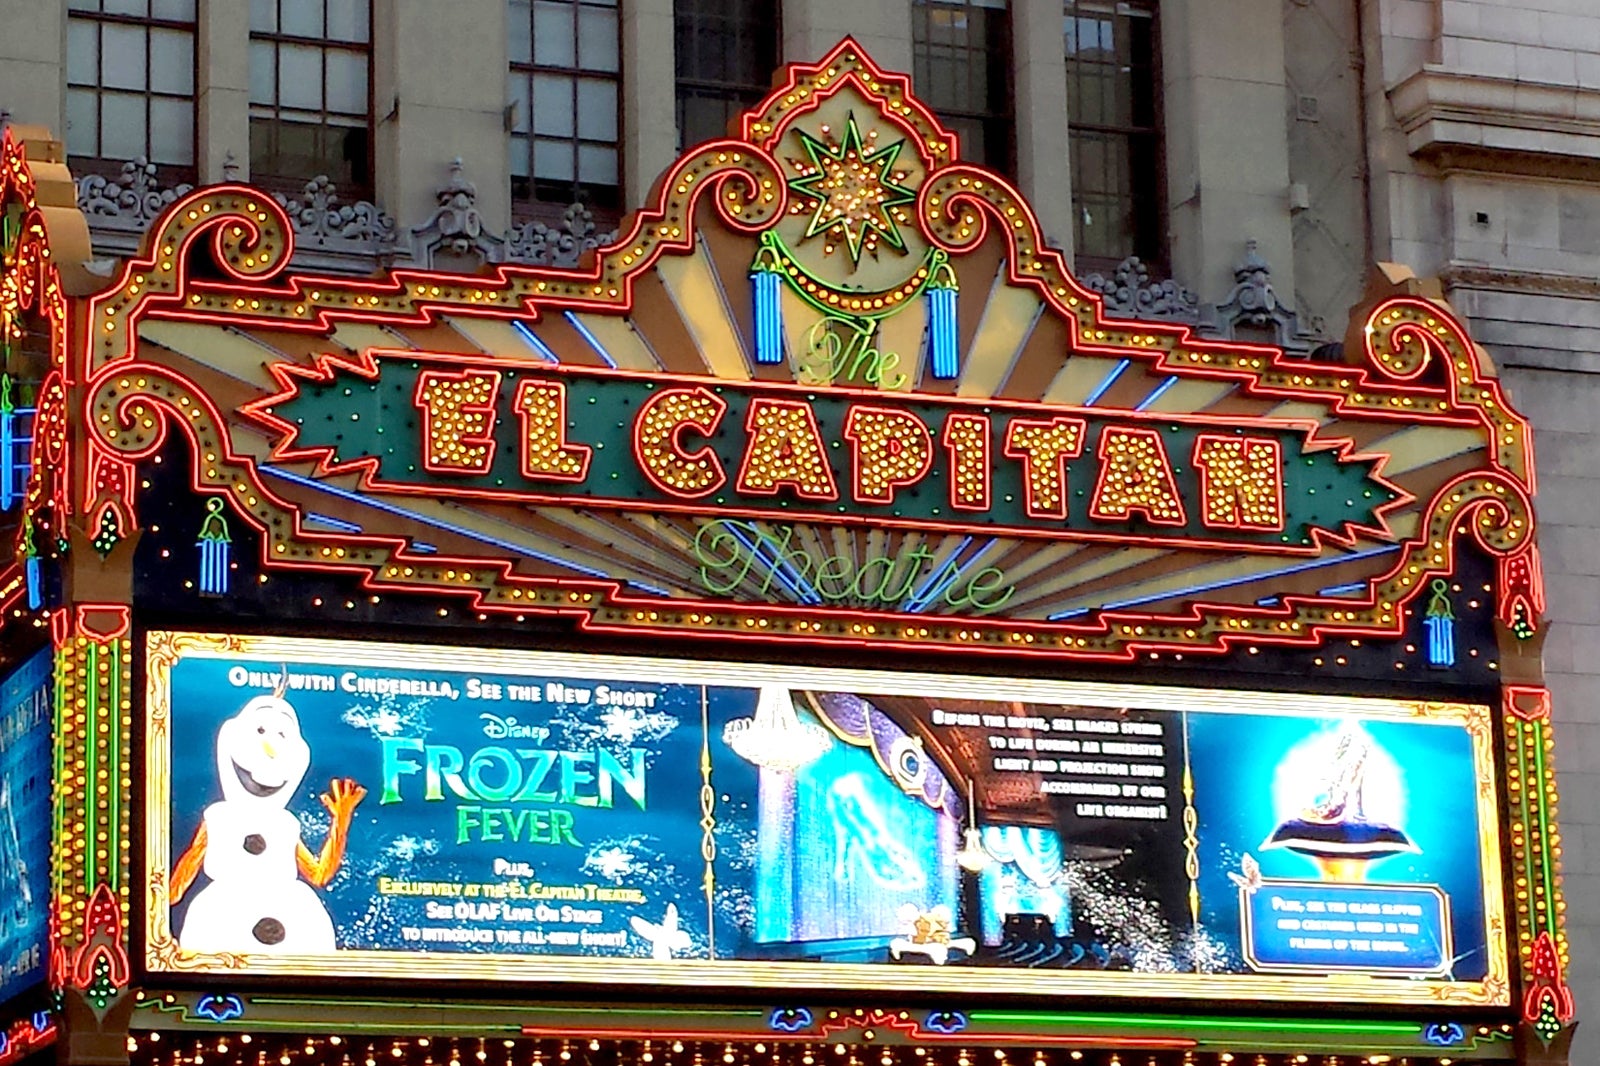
169 687 366 954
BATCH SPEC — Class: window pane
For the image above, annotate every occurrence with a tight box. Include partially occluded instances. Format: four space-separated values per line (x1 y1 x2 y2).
326 0 369 42
693 21 727 82
532 138 575 181
67 19 99 86
149 96 193 164
100 93 147 159
531 73 575 136
325 47 367 114
913 0 1012 173
679 93 729 149
249 0 277 33
531 74 576 136
104 0 148 15
510 133 530 177
576 77 616 140
273 119 320 178
149 28 193 95
101 23 148 91
278 43 323 110
507 0 532 64
65 87 99 157
249 40 276 104
508 74 531 133
577 5 617 72
280 0 323 37
578 143 617 185
68 0 100 10
151 0 197 19
533 1 576 67
674 0 778 156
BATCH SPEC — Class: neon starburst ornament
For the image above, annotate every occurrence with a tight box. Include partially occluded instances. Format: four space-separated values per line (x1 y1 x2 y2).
788 114 917 266
722 684 832 772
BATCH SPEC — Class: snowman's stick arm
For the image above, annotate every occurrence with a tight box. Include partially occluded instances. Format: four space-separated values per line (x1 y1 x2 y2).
170 823 208 904
297 782 362 887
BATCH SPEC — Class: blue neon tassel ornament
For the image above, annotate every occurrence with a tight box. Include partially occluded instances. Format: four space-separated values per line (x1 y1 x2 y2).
20 510 39 610
197 497 232 596
1423 578 1456 668
924 261 959 379
0 374 15 512
751 245 786 365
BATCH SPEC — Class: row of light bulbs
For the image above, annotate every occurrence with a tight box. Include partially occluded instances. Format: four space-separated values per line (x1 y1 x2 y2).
124 1033 1480 1066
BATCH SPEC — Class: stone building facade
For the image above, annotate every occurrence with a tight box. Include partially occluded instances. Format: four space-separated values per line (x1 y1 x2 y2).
1 0 1596 1055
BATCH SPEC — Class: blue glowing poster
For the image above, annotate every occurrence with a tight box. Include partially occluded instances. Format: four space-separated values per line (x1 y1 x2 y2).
144 633 1508 1008
0 647 52 1004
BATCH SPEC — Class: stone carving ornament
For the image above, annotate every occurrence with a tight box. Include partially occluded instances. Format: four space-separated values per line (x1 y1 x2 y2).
77 157 194 227
272 174 398 253
1081 256 1201 322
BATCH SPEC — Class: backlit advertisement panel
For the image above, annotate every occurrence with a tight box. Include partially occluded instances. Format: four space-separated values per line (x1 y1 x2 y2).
0 648 53 1003
143 632 1507 1006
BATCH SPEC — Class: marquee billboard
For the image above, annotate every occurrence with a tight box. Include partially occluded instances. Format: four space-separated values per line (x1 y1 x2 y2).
144 631 1507 1007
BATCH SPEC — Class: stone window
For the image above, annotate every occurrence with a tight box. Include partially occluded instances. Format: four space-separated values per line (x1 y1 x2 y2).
674 0 781 152
912 0 1014 176
248 0 373 197
65 0 197 179
1065 0 1164 271
508 0 622 222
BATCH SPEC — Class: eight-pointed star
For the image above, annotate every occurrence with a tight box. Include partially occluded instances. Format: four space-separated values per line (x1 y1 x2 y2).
789 114 917 266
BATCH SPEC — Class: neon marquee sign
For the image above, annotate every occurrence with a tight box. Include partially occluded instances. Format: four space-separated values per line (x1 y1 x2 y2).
74 40 1544 663
247 352 1403 556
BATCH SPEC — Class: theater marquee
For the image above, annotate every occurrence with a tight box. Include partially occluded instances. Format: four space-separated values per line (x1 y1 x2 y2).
3 33 1572 1066
78 46 1539 664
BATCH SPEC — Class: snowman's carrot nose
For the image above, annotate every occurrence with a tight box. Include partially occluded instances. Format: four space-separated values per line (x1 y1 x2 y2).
262 737 279 759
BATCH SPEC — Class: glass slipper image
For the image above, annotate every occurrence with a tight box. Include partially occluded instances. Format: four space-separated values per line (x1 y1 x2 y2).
1262 720 1416 881
0 773 30 938
630 903 692 960
826 772 927 890
169 690 367 953
889 904 975 965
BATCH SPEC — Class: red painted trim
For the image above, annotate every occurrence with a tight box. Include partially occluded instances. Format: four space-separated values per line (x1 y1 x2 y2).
942 413 991 513
633 385 730 500
73 604 132 642
842 404 934 504
413 368 503 476
242 349 1405 555
513 379 592 483
1002 416 1086 521
733 397 841 502
1505 685 1552 722
1191 434 1287 533
1087 425 1188 528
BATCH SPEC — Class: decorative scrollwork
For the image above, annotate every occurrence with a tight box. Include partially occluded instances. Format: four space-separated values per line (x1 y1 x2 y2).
1083 256 1200 323
272 174 397 253
76 158 194 228
1362 297 1534 485
506 202 615 268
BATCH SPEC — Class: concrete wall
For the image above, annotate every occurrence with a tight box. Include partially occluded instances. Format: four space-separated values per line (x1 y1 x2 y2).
1500 360 1600 1064
1369 0 1600 1057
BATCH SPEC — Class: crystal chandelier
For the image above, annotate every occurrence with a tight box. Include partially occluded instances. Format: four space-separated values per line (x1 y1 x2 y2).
722 685 832 772
955 778 991 873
